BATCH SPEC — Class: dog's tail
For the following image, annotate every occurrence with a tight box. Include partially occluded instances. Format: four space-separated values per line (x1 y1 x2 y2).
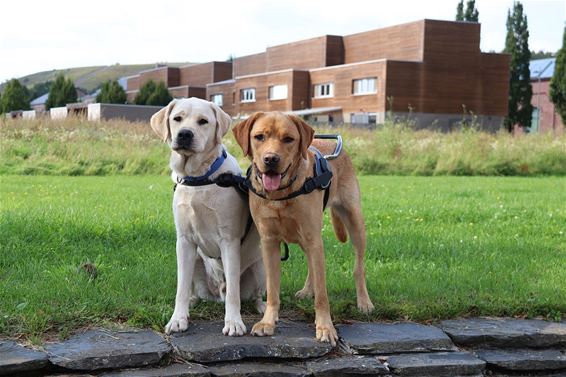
330 209 348 243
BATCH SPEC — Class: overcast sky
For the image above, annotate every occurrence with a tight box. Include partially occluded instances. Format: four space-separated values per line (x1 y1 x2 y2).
0 0 564 84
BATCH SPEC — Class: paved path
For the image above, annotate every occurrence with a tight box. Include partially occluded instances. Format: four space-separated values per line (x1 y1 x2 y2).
1 317 565 376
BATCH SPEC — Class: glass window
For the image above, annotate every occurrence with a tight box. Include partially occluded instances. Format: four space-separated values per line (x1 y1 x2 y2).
240 88 256 103
210 94 223 107
268 85 288 100
313 83 334 98
353 78 377 95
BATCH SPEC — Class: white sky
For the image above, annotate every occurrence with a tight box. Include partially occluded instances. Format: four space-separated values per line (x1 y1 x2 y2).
0 0 564 84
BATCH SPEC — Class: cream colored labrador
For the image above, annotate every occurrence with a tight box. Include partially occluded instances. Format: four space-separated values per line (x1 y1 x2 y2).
150 97 265 336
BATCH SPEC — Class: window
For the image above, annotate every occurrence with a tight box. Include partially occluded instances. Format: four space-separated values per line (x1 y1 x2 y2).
210 94 223 107
268 85 288 100
353 77 377 95
313 83 333 98
240 88 256 103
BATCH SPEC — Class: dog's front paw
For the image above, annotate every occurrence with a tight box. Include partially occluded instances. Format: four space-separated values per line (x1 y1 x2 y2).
222 319 246 336
316 323 338 347
165 313 189 334
251 321 276 336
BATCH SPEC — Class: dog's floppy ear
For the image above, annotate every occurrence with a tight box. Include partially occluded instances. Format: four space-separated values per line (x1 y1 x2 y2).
232 112 264 157
211 102 232 144
150 99 177 142
287 114 314 159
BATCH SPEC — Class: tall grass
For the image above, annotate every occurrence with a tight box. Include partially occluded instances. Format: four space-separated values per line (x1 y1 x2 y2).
1 116 565 176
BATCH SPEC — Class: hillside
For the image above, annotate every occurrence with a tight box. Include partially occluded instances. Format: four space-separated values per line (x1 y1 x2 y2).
14 62 193 94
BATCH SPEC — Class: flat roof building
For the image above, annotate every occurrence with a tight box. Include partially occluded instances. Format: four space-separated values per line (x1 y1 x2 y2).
126 19 511 130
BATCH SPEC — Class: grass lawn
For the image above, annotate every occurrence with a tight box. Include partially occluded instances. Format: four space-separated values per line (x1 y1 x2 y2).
1 174 565 341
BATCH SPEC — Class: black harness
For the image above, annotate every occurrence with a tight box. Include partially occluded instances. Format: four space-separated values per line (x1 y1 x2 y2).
174 135 341 261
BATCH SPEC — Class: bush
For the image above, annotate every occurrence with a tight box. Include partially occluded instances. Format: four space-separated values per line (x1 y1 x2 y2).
0 79 30 113
96 80 127 104
45 74 77 109
134 80 172 106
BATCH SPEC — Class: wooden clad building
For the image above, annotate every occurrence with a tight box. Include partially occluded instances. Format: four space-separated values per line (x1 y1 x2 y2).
127 19 510 129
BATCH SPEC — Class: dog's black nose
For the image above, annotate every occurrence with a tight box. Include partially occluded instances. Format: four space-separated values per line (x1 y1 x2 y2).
263 154 280 167
177 129 194 141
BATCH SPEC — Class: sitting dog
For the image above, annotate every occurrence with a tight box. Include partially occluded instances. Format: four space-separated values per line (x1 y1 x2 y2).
233 112 374 346
150 98 265 336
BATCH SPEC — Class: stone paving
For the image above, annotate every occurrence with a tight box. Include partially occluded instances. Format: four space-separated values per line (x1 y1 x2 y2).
0 317 564 376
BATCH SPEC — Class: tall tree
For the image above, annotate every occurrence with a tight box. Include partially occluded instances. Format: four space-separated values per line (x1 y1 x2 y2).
134 80 157 105
503 1 532 131
464 0 479 22
550 26 566 125
134 80 172 106
146 82 173 106
456 0 478 22
0 79 31 113
46 74 77 109
96 80 127 104
456 0 464 21
29 80 53 100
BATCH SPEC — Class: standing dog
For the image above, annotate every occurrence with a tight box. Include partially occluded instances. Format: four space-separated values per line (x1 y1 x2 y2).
233 112 374 346
150 98 264 336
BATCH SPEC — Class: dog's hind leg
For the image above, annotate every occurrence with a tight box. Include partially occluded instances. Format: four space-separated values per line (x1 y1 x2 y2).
333 200 374 314
295 257 314 299
241 260 266 314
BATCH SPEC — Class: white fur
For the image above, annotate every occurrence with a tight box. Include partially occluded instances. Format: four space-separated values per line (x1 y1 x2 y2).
150 98 265 336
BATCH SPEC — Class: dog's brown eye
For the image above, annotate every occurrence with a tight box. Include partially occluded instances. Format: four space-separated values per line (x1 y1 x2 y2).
197 118 208 126
254 134 264 142
173 116 182 122
283 137 294 144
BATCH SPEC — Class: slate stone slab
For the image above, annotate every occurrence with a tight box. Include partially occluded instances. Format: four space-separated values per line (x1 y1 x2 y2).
305 355 390 376
101 362 210 376
45 329 171 371
171 321 332 363
386 351 486 376
0 340 49 376
439 318 566 348
208 361 309 377
336 322 457 354
475 349 566 371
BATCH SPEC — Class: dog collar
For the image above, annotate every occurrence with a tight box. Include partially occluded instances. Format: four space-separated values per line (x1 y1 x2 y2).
176 148 228 187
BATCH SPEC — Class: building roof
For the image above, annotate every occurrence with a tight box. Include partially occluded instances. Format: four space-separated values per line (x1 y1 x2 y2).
530 58 555 80
30 93 49 106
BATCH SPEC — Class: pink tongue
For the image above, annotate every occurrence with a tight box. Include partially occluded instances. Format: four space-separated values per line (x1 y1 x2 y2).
262 173 282 191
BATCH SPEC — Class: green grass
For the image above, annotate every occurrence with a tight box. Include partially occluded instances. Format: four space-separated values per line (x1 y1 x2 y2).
2 117 565 177
1 174 564 341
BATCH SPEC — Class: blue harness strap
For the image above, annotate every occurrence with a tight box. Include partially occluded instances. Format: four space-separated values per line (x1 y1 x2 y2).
177 149 228 186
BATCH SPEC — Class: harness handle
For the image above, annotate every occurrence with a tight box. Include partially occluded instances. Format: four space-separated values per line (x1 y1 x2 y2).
314 134 342 160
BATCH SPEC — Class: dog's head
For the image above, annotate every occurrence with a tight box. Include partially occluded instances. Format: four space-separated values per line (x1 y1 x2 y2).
233 112 314 192
150 97 231 155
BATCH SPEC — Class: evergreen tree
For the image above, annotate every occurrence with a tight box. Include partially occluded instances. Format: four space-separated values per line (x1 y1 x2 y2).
456 0 478 22
134 80 157 105
0 79 31 113
456 0 464 21
464 0 479 22
96 80 127 104
46 74 77 109
146 82 173 106
134 80 172 106
503 2 533 131
550 26 566 125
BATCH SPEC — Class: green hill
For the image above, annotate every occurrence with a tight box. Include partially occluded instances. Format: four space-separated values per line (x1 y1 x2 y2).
12 62 192 94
